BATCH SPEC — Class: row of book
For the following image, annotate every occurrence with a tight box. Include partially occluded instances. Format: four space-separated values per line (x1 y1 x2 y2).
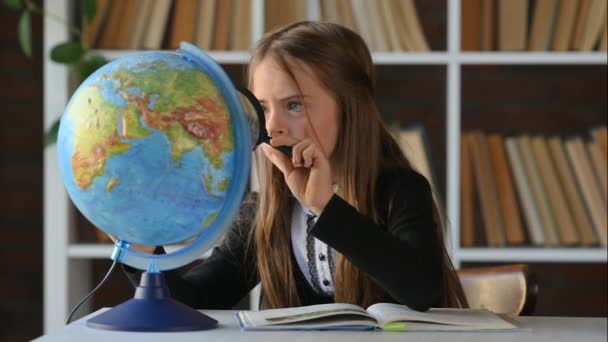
85 0 608 53
85 0 430 52
85 0 253 50
317 0 430 52
462 0 608 51
460 127 607 248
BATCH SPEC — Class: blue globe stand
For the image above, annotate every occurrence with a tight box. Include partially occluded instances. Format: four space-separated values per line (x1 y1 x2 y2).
86 272 218 331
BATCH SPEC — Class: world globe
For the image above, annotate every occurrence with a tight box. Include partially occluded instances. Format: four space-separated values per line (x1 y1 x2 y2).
57 43 261 331
58 42 255 273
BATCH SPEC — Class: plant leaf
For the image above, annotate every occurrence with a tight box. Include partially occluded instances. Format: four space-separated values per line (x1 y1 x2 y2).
44 119 61 147
82 0 96 23
79 55 108 82
18 11 32 58
51 42 85 64
3 0 22 11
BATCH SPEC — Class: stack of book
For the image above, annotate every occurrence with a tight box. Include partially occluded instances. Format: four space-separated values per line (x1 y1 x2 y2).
317 0 430 52
460 126 607 247
85 0 433 52
84 0 252 51
462 0 608 51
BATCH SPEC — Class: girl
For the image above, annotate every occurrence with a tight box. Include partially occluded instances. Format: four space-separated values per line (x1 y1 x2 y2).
126 21 467 311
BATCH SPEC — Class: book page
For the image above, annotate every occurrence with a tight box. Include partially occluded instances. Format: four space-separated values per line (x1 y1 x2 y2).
366 303 516 330
238 314 379 331
237 303 376 328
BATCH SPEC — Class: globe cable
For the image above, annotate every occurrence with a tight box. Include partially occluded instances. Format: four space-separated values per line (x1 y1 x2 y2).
66 259 118 325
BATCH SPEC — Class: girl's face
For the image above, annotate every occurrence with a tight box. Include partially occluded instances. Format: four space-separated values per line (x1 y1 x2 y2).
252 57 339 158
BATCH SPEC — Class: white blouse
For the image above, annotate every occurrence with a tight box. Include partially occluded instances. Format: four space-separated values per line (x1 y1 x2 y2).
290 200 336 296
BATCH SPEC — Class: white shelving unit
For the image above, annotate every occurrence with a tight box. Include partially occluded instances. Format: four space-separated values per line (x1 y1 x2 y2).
43 0 608 334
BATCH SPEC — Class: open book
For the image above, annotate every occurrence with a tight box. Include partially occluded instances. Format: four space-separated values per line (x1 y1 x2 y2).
236 303 518 331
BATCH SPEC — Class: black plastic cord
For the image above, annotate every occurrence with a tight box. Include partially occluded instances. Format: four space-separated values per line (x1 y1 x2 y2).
122 265 138 289
66 259 118 325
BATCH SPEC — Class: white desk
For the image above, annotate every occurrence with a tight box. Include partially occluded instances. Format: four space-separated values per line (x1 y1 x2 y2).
35 309 607 342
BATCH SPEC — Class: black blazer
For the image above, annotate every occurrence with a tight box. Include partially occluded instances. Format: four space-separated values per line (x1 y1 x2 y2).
125 166 444 311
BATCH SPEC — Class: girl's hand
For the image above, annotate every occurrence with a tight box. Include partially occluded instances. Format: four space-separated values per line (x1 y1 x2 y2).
261 137 334 216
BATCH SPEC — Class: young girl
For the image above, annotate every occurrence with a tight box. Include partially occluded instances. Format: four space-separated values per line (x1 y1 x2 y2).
127 21 467 311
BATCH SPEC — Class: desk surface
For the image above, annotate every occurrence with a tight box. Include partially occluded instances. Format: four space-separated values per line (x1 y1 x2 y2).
36 309 607 342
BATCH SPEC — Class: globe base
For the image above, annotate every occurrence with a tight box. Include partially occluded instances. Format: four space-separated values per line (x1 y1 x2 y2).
86 272 218 331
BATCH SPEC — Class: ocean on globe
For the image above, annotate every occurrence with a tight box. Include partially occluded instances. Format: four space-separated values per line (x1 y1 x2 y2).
57 51 240 246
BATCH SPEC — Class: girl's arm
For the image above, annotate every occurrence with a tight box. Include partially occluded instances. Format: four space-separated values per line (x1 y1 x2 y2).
310 169 443 311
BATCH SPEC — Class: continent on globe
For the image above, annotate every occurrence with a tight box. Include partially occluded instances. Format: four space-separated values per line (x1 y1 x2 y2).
70 86 131 189
67 59 234 192
106 178 119 192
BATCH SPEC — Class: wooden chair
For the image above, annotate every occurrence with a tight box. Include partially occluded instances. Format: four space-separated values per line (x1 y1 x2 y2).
457 264 538 316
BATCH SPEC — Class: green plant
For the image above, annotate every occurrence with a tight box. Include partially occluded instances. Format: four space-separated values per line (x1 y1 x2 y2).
4 0 109 146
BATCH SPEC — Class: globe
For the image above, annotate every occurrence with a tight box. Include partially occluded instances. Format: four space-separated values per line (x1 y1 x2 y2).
57 43 254 273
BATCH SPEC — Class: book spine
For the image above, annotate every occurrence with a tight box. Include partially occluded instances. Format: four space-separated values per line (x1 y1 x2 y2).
517 136 560 246
531 136 579 245
505 137 545 245
565 138 608 246
469 132 505 246
551 0 579 50
488 134 526 245
498 0 529 51
547 137 598 245
461 134 475 247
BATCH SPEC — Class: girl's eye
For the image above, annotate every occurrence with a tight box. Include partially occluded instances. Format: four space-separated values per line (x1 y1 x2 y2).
287 101 303 112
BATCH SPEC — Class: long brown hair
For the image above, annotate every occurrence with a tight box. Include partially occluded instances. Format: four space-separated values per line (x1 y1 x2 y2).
247 21 467 309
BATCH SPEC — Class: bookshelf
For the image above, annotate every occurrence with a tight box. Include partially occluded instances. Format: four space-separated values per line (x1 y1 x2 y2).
458 247 607 263
43 0 608 334
94 50 608 65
